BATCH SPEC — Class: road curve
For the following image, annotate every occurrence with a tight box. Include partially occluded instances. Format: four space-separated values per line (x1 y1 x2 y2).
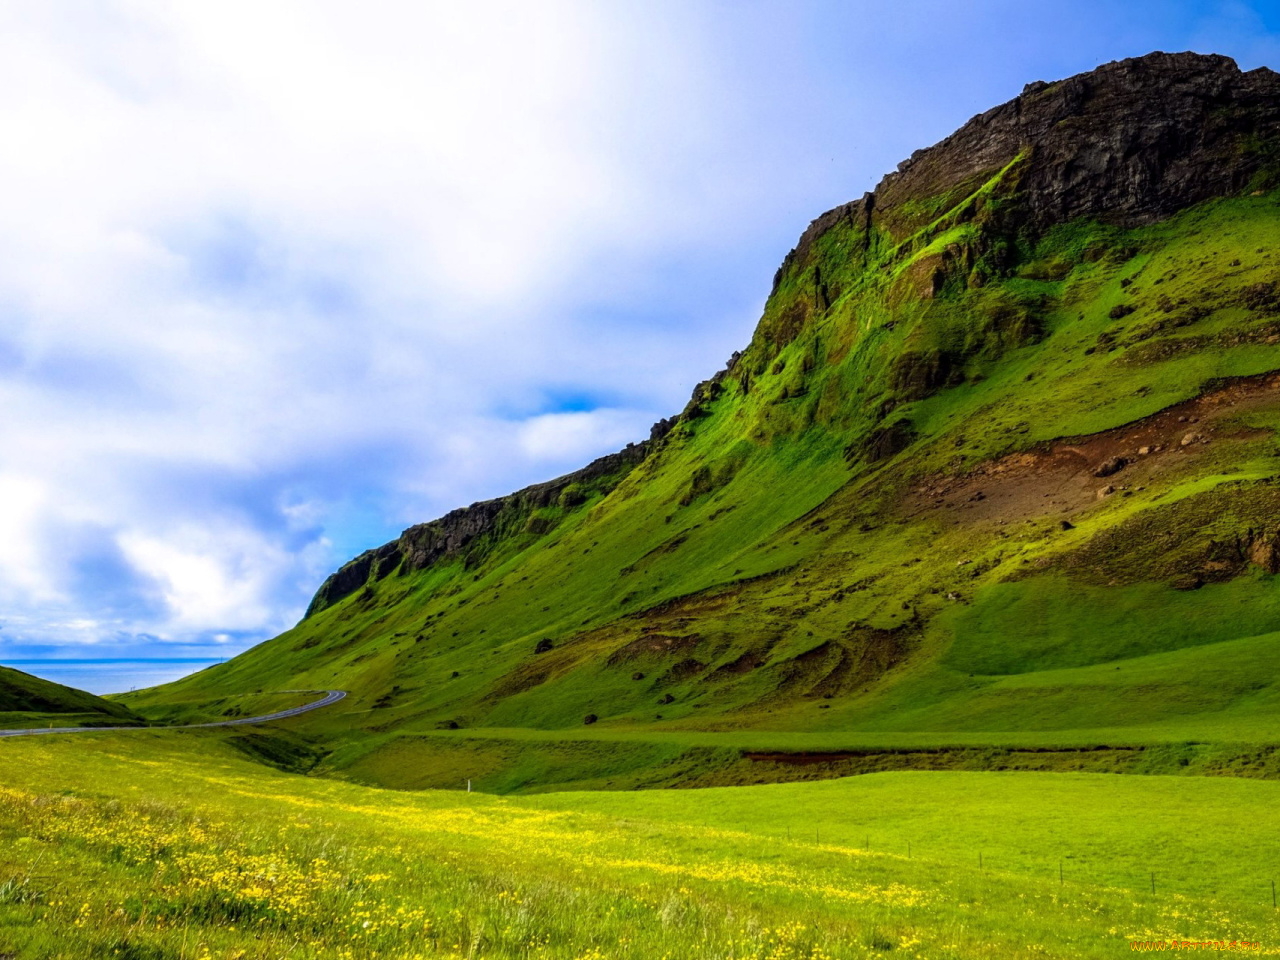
0 689 347 739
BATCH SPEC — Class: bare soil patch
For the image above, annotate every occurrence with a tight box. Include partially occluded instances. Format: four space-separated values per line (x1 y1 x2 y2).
903 371 1280 524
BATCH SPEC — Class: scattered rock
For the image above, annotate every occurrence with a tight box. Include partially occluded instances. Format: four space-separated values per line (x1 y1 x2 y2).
1181 432 1203 446
1137 445 1151 455
1093 456 1129 477
1242 529 1280 575
1097 485 1116 500
534 638 554 654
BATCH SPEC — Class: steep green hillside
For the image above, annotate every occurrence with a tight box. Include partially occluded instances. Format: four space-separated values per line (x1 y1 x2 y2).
0 665 141 728
123 52 1280 787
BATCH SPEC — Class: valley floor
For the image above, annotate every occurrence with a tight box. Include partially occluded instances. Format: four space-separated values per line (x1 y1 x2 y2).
1 731 1278 959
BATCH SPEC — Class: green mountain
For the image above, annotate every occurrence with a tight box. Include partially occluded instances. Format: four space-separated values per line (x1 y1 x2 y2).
0 665 141 727
124 52 1280 789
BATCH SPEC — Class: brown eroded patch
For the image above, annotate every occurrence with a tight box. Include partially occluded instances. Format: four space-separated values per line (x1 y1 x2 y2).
605 633 702 666
903 371 1280 524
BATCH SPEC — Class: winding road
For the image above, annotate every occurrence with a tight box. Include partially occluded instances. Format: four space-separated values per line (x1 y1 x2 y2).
0 689 347 738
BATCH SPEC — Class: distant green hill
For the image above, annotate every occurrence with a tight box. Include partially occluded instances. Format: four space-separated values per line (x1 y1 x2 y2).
122 52 1280 789
0 665 141 728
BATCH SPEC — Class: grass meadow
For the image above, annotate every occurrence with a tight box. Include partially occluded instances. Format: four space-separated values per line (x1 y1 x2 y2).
1 731 1278 959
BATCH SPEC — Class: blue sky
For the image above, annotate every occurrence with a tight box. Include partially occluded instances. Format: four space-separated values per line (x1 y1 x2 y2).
1 1 1278 678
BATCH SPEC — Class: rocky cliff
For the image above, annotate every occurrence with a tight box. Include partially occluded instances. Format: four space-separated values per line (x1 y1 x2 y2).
306 52 1280 622
305 432 670 617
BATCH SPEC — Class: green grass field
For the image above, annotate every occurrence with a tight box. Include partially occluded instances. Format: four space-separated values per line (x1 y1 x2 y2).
1 730 1277 959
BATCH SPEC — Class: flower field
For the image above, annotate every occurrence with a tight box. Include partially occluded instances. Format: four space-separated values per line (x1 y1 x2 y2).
1 731 1279 959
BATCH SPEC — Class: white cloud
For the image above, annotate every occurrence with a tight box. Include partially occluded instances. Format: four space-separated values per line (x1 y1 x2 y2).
516 409 651 463
0 474 59 602
0 1 748 655
117 525 287 633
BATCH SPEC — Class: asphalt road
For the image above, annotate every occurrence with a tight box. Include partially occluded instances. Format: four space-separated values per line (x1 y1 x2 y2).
0 689 347 738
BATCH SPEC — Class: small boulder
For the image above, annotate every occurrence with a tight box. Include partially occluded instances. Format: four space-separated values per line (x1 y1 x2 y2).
631 671 645 681
1180 432 1202 447
1093 456 1129 478
450 670 460 678
659 693 675 705
1059 519 1075 530
1096 485 1115 500
1137 446 1151 456
534 638 554 654
583 714 598 725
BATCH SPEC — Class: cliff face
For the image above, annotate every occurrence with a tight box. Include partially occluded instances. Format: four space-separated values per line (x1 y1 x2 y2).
307 51 1280 622
780 52 1280 281
305 437 662 617
886 53 1279 226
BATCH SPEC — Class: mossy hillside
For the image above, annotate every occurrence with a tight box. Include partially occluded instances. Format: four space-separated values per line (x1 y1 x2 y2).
119 187 1280 781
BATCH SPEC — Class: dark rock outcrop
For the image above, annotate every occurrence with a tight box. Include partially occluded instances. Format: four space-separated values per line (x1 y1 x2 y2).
1093 456 1129 478
780 52 1280 283
305 439 655 618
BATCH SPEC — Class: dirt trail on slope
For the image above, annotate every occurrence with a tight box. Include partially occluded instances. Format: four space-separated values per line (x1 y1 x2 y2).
902 371 1280 524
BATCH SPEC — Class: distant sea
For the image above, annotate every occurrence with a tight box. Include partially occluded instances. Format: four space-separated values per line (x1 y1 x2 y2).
2 659 223 696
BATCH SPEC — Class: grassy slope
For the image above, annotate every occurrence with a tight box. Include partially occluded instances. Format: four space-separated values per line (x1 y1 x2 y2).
0 665 140 729
1 732 1278 959
119 182 1280 788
